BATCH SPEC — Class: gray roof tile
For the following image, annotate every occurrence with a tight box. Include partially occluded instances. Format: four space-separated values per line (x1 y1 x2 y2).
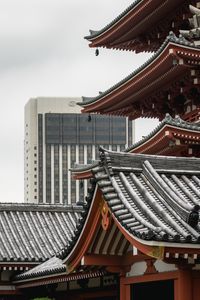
93 148 200 244
0 203 86 263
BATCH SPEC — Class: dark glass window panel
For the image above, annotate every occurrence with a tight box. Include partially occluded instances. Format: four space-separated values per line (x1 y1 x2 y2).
128 120 133 146
38 114 43 202
79 180 84 202
111 116 126 144
95 115 110 144
71 145 76 203
62 145 68 203
87 145 92 163
95 145 100 160
54 145 59 203
79 114 93 144
62 114 77 144
45 114 61 144
71 181 76 203
46 145 51 203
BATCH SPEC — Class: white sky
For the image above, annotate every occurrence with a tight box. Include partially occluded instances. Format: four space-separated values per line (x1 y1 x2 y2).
0 0 158 203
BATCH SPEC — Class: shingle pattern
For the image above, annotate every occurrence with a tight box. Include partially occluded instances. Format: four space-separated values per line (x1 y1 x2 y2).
125 114 200 152
0 203 85 262
15 256 106 282
80 33 195 108
15 256 66 281
92 148 200 244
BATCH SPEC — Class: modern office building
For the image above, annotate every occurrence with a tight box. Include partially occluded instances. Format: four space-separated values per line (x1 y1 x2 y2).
24 97 135 204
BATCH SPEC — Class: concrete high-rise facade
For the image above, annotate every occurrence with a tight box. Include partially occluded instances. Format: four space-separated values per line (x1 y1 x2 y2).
24 97 135 204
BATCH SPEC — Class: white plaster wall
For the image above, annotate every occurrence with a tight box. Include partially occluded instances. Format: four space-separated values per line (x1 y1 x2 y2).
126 261 147 277
154 260 177 273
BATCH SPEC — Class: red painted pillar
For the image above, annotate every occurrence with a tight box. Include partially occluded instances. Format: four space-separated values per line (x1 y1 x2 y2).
120 276 130 300
178 268 192 300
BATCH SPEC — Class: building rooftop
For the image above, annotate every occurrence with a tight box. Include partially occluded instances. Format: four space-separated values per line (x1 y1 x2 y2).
92 148 200 245
0 203 85 264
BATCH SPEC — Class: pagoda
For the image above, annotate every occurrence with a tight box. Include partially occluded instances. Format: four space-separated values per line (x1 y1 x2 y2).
82 3 200 124
3 2 200 300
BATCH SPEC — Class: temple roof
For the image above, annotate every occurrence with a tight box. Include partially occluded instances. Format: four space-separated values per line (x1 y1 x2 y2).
81 34 200 120
15 255 105 287
126 114 200 155
13 149 200 285
72 147 200 246
92 148 200 245
15 256 66 281
0 203 85 264
85 0 192 52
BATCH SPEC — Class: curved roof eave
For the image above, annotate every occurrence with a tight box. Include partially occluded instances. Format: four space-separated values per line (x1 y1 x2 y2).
125 114 200 153
80 34 196 111
85 0 187 54
85 0 143 41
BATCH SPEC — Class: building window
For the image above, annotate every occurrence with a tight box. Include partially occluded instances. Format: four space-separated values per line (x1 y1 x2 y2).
54 145 59 203
46 145 51 203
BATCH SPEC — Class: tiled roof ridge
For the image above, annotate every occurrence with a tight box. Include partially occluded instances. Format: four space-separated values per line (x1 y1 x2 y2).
0 204 86 263
0 203 83 212
125 113 200 152
70 161 99 173
98 147 200 173
56 178 97 260
93 150 200 244
142 160 200 228
14 257 66 281
80 32 195 107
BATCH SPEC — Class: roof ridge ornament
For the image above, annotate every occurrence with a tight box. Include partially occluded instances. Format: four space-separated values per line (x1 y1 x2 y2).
179 5 200 46
164 113 173 121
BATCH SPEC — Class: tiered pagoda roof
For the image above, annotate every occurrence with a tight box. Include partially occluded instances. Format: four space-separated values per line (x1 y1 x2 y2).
85 0 196 53
126 114 200 156
81 33 200 120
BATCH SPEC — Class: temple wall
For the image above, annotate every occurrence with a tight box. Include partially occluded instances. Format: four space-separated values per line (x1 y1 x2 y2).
154 260 177 273
126 259 177 277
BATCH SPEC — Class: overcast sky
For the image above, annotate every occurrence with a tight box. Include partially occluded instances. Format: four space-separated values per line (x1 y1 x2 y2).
0 0 158 203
